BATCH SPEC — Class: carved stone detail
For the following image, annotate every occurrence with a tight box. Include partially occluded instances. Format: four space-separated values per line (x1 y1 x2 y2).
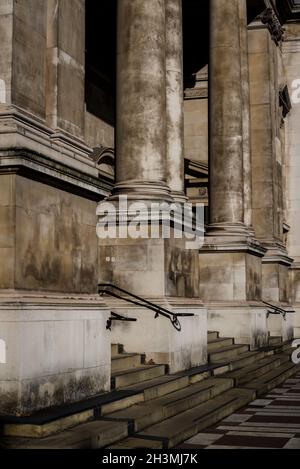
260 7 285 46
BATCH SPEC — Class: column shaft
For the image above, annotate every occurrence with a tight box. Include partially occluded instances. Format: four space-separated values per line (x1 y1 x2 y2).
238 0 253 231
209 0 244 229
115 0 170 200
165 0 186 202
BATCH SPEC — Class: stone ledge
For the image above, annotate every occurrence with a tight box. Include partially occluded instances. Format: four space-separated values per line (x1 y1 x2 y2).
0 149 111 200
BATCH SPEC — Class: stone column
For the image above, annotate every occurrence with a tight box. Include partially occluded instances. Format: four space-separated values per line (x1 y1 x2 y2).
200 0 267 348
238 0 253 232
209 0 245 233
165 0 186 203
114 0 170 201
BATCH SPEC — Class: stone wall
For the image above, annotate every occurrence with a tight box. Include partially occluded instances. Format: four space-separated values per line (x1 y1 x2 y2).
0 174 99 293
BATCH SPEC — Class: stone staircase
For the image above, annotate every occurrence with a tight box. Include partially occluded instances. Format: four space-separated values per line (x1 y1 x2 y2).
1 332 299 449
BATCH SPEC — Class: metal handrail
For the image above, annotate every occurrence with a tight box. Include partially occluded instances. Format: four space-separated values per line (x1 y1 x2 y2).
263 301 295 321
106 311 137 331
98 283 194 331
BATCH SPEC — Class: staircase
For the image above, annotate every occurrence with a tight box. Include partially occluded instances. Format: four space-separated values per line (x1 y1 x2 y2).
1 332 299 449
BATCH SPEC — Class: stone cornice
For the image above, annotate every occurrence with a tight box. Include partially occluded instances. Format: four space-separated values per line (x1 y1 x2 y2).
0 149 112 201
0 105 96 176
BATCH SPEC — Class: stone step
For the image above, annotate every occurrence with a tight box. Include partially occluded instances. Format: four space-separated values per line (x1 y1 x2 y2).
223 354 288 386
111 343 123 356
207 331 219 341
121 374 190 402
2 409 95 439
105 378 234 433
223 350 267 372
244 361 299 396
112 365 166 389
209 344 249 363
269 336 283 346
1 420 128 449
101 375 190 416
131 388 254 449
282 343 294 352
207 337 234 353
111 353 142 373
109 437 163 449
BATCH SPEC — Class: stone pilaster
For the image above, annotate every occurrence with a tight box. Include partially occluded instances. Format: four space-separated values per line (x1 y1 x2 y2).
46 0 85 138
0 0 47 116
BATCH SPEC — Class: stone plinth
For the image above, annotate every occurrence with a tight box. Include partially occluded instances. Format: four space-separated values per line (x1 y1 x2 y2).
104 298 207 374
0 295 110 416
207 303 268 349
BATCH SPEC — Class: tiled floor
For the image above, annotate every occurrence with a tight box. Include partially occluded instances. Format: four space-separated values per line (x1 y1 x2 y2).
179 373 300 449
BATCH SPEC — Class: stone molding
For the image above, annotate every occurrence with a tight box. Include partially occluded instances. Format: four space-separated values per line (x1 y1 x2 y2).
201 236 267 258
0 149 111 201
0 106 112 199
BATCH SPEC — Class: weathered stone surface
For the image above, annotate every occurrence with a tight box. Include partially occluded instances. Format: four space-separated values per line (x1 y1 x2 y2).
114 0 169 197
13 0 47 117
166 0 185 201
14 175 98 293
209 0 244 226
46 0 85 136
0 301 110 416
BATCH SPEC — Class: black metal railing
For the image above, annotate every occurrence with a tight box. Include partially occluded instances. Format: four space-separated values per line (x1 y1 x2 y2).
98 283 194 331
263 301 295 320
106 311 137 331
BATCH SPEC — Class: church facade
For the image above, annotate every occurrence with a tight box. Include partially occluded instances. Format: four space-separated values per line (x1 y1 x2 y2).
0 0 300 423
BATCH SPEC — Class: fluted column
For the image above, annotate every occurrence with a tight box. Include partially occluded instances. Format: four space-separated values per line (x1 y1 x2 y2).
209 0 245 233
114 0 170 201
165 0 186 203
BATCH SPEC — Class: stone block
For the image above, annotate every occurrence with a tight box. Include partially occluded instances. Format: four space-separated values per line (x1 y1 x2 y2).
14 175 98 293
208 306 268 349
0 302 110 416
110 303 207 373
12 6 46 116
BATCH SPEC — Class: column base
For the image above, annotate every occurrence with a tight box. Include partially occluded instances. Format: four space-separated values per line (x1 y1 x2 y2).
109 181 173 202
199 235 266 302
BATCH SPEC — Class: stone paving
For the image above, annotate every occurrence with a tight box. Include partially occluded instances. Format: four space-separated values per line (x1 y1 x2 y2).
179 372 300 449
